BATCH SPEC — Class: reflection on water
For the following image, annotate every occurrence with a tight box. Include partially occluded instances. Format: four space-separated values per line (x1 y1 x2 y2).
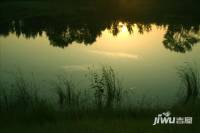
0 17 200 53
0 16 200 104
163 25 200 53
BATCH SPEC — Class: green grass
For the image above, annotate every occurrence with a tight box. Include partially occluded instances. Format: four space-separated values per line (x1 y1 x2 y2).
88 66 123 109
0 65 200 132
0 117 200 133
177 63 200 104
0 65 200 116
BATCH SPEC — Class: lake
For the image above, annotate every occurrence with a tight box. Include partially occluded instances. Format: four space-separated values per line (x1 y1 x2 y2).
0 13 200 106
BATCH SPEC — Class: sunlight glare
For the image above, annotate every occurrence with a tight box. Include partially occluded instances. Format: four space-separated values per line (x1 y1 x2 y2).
119 22 128 33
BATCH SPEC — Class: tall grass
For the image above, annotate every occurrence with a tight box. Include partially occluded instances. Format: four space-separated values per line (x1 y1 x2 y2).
0 65 200 123
0 84 9 112
54 75 81 110
89 66 122 110
0 72 56 122
177 64 200 104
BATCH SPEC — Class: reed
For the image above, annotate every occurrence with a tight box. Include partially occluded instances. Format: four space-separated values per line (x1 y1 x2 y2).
0 65 199 123
54 75 80 110
177 64 200 104
89 66 123 110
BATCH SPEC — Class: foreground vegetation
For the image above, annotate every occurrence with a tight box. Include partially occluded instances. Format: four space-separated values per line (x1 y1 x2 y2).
0 65 200 132
0 118 199 133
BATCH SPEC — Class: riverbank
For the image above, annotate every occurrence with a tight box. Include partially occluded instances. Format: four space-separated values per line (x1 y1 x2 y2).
1 1 200 21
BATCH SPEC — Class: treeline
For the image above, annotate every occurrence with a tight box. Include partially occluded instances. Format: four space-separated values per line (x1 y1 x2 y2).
0 0 199 10
0 0 198 3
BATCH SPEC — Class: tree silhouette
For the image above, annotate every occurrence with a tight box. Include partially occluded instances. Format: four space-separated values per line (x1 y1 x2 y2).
0 16 199 53
163 25 200 53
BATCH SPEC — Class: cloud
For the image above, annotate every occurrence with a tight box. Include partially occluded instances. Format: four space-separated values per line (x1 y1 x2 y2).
89 50 139 59
61 65 90 72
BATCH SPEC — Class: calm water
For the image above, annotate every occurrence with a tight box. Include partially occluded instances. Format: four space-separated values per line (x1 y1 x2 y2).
0 19 200 105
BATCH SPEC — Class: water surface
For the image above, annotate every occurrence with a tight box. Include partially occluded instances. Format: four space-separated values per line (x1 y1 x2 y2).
0 18 200 105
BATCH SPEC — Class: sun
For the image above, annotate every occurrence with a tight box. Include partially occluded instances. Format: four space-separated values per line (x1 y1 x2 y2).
122 25 128 33
119 22 128 33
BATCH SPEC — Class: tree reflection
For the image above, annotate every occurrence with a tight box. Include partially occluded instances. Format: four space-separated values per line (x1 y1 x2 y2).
47 26 102 48
0 16 199 53
136 23 152 34
163 25 200 53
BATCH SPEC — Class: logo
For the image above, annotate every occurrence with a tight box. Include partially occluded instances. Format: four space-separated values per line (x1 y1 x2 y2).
153 111 192 126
